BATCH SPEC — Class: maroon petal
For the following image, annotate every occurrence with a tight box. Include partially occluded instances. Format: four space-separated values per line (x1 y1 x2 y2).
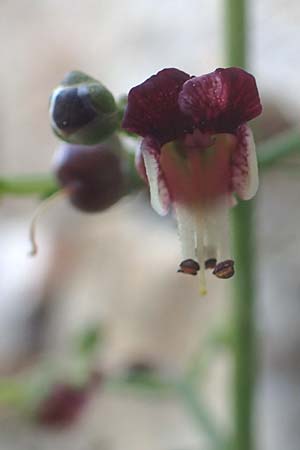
231 124 259 200
178 67 262 133
122 68 194 144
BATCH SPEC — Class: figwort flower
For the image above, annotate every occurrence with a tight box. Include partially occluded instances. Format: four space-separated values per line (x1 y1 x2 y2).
122 67 262 294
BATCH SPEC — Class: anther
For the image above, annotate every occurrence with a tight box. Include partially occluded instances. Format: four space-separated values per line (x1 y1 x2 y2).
205 258 217 269
212 259 235 279
177 259 200 276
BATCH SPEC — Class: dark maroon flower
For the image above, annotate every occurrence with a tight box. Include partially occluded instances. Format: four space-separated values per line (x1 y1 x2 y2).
122 67 262 294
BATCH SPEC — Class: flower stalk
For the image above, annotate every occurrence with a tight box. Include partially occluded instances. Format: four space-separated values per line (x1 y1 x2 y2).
0 174 57 196
257 128 300 168
225 0 255 449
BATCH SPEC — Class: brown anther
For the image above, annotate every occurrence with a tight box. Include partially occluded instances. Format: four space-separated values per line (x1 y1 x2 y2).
205 258 217 269
213 259 235 279
177 259 200 276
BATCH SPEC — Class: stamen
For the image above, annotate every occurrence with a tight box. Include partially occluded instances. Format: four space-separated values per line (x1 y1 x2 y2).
28 189 67 257
175 203 197 260
203 212 218 262
177 259 200 275
205 200 231 263
205 258 217 269
213 259 235 279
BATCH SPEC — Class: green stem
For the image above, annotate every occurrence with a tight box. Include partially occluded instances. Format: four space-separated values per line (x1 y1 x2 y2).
178 381 226 449
258 128 300 168
105 374 224 447
225 0 247 68
0 174 57 196
231 201 256 450
225 0 255 450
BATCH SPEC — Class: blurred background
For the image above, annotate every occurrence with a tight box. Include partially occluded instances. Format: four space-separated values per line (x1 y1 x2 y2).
0 1 300 449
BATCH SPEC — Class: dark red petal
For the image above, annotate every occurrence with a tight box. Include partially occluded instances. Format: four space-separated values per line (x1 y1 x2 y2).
178 67 262 133
231 123 259 200
122 68 194 144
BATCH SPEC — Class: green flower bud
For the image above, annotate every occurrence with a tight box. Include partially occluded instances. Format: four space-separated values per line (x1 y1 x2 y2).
49 71 119 145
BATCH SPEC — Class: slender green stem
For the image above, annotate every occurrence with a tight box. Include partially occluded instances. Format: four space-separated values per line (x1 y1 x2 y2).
225 0 255 449
258 128 300 168
231 201 256 450
178 381 226 449
225 0 247 68
0 174 57 196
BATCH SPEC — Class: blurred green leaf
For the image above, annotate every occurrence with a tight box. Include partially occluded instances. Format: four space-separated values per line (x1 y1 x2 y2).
74 324 103 356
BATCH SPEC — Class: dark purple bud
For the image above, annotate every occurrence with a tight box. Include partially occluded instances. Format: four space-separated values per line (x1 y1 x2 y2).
53 140 126 212
36 371 103 428
49 71 119 145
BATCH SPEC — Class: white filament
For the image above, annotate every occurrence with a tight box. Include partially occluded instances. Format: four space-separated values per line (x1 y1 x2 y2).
195 210 207 296
174 203 197 260
175 198 232 296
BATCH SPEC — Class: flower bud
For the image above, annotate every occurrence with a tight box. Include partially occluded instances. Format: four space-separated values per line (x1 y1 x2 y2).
36 372 102 428
36 383 88 427
49 71 119 145
52 138 127 212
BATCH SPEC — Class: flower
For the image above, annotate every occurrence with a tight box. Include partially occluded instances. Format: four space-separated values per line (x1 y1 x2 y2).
122 67 262 294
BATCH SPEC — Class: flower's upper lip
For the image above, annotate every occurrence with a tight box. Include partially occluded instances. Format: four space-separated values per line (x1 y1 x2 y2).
122 67 262 144
179 68 262 134
122 68 194 144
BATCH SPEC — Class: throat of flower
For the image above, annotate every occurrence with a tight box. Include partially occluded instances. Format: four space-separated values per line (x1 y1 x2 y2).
175 199 234 295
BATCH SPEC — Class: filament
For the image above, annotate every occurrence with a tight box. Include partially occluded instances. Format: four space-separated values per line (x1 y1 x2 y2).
28 189 67 257
175 203 197 260
195 209 207 296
